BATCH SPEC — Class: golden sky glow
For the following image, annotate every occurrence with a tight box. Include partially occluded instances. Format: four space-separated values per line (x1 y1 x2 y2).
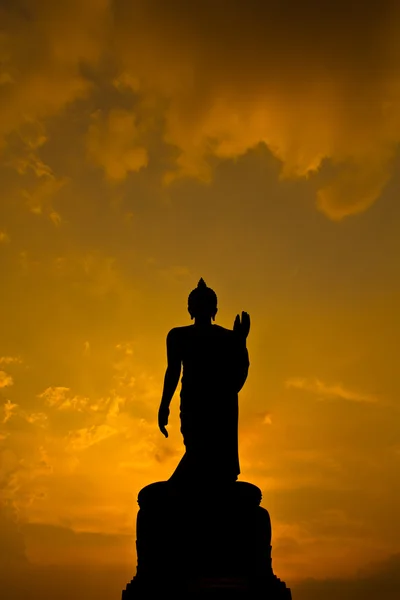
1 1 400 598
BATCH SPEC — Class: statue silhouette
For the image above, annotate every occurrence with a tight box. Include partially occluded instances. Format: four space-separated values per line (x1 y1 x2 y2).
122 279 293 599
158 278 250 485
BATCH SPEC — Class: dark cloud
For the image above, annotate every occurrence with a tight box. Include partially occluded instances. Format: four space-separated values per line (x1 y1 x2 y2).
2 0 400 219
21 521 135 561
0 521 134 600
293 553 400 600
1 563 131 600
0 514 399 600
0 503 28 570
113 0 400 218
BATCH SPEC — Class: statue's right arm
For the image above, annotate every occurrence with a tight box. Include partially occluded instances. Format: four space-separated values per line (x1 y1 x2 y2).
159 328 182 412
232 312 250 392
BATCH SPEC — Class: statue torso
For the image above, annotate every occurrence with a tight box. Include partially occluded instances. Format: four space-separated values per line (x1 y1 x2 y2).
173 325 241 406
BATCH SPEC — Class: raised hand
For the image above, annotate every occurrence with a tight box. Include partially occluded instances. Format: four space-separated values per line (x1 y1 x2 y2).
233 311 251 340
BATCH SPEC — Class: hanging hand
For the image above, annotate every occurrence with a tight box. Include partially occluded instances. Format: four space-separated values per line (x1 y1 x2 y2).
158 405 169 438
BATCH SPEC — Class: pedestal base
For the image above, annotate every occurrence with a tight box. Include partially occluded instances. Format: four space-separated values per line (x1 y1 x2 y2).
122 481 291 599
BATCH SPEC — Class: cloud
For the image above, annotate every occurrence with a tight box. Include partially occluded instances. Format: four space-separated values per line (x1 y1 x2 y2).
111 347 160 415
273 535 302 559
315 155 393 220
0 503 28 572
0 230 10 244
22 521 135 565
86 109 148 180
0 356 23 366
0 0 110 145
0 443 54 513
7 130 68 219
79 253 124 297
115 342 134 356
21 169 67 220
106 395 126 419
0 554 397 600
2 400 18 424
113 0 400 218
24 412 48 426
263 413 272 425
65 424 118 452
38 385 127 418
38 387 89 411
0 0 111 220
0 563 132 600
0 395 47 428
157 265 191 283
2 0 400 219
0 370 14 388
285 377 378 403
293 553 400 600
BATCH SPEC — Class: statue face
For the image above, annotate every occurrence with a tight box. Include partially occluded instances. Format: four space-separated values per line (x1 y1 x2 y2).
187 283 218 319
188 304 218 320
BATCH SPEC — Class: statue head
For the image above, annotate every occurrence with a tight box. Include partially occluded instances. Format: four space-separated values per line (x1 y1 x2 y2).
188 278 218 321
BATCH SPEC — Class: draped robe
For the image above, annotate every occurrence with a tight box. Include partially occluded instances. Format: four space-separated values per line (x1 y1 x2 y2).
169 324 249 485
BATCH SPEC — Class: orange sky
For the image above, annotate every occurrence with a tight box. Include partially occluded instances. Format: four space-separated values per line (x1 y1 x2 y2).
1 1 400 598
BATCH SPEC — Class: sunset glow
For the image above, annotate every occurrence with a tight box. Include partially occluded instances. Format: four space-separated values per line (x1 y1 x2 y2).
1 2 400 599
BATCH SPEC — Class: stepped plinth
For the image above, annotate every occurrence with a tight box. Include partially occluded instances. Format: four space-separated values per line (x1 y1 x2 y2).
122 480 292 599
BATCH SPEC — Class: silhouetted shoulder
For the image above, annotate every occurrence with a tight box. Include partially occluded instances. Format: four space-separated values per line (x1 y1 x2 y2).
166 326 191 342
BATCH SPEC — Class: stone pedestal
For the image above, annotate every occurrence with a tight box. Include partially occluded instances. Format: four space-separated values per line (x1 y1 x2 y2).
122 481 292 599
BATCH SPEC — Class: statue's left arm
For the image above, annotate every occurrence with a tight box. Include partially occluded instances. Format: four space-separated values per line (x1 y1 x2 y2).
158 328 182 438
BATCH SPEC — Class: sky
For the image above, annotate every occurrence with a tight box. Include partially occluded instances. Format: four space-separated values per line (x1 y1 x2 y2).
1 0 400 598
